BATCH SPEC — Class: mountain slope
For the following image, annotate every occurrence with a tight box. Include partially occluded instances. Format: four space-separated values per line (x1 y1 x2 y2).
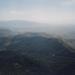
0 32 75 75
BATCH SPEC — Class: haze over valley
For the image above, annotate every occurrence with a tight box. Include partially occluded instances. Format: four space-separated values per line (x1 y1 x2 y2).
0 0 75 75
0 22 75 75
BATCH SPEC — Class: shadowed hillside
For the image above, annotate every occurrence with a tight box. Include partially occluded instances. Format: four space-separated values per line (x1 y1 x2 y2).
0 31 75 75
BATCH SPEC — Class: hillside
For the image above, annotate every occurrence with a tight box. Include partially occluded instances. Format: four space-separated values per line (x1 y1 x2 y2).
0 32 75 75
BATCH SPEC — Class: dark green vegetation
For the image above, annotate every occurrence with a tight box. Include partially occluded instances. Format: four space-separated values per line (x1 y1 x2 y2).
0 29 75 75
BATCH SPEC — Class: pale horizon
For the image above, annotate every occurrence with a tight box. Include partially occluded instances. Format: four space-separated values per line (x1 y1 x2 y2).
0 0 74 25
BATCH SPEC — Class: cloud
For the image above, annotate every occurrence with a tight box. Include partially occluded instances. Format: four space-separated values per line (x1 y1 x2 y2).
0 7 74 25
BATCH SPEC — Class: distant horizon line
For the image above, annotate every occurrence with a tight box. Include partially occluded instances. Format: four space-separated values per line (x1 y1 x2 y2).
0 20 73 25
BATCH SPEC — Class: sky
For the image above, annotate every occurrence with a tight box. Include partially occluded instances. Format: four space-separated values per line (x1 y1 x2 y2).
0 0 74 25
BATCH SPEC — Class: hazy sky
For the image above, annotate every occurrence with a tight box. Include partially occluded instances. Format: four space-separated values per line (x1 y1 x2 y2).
0 0 74 25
